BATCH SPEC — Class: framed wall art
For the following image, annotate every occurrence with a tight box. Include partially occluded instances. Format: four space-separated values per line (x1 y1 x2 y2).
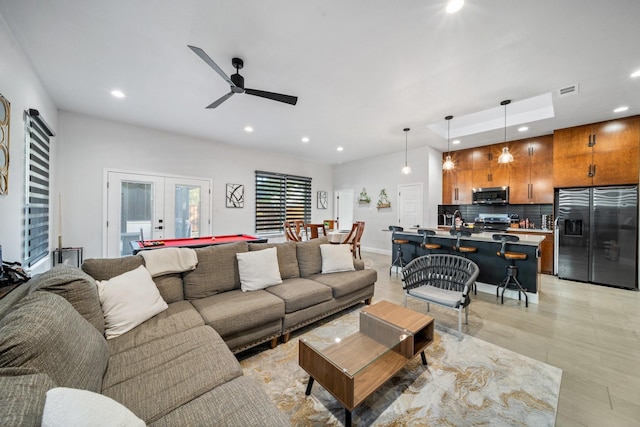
317 191 328 209
226 183 244 208
0 93 10 196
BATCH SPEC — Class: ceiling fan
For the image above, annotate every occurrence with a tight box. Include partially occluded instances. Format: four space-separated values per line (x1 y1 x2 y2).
188 45 298 109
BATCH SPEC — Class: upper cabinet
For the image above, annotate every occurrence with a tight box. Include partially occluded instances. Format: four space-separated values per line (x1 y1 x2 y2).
508 136 554 204
553 116 639 187
442 150 473 204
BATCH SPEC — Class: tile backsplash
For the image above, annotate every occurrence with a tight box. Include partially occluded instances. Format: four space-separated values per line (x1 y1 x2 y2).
438 204 553 229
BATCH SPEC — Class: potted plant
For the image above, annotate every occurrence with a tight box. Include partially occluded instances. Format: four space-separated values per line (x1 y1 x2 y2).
377 189 391 208
358 187 371 204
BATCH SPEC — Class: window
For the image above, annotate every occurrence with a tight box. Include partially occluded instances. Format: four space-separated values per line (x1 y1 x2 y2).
255 171 311 235
24 109 55 267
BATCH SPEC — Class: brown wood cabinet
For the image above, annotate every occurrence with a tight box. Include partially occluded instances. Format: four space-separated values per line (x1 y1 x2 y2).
507 231 553 275
553 116 639 187
442 150 473 204
508 136 553 204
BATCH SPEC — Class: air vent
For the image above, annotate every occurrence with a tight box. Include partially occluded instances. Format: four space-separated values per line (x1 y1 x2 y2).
558 84 579 97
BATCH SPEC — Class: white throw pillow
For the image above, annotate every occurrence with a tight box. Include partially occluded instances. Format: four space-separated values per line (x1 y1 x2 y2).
320 244 356 273
96 265 168 339
42 387 145 427
236 247 283 292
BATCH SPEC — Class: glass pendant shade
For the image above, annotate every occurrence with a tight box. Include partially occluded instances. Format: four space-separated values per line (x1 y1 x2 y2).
401 127 411 174
498 146 513 163
442 115 454 170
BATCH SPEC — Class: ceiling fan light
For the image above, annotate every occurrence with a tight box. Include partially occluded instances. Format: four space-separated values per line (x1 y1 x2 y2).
443 155 455 170
498 147 514 164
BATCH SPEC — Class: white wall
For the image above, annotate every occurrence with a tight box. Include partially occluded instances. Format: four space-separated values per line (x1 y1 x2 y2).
333 146 442 255
0 14 58 272
57 111 333 259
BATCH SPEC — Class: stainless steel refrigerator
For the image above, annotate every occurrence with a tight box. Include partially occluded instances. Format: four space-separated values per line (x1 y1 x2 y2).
555 186 638 289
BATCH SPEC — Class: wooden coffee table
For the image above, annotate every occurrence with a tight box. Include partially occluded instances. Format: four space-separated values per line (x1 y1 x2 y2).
298 300 434 426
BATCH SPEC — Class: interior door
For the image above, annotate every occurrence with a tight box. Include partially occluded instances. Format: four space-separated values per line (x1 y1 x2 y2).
398 183 423 228
335 189 354 231
106 172 211 257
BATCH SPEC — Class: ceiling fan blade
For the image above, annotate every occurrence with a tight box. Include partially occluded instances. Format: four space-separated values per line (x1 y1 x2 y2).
206 91 234 109
188 45 235 87
245 88 298 106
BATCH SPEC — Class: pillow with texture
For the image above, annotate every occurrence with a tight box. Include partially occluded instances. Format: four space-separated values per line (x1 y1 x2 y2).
236 247 283 292
42 387 145 427
96 265 168 339
320 244 356 274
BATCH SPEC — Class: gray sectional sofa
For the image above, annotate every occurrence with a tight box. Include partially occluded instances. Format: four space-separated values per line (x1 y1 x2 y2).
0 236 377 425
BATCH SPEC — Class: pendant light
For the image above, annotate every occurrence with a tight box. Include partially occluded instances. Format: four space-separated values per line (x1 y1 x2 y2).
442 115 455 170
498 99 514 164
401 127 412 174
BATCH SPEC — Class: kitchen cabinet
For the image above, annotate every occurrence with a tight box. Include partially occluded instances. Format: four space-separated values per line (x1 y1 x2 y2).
553 116 639 187
506 231 553 274
442 150 473 204
472 165 509 188
508 136 553 204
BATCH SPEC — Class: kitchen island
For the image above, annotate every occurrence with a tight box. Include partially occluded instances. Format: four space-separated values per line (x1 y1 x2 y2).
391 228 547 304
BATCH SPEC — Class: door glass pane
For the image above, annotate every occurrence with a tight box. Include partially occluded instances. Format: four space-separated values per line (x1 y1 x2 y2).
174 185 201 238
120 182 152 256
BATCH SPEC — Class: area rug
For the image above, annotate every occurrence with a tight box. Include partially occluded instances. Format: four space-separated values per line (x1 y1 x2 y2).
239 307 562 426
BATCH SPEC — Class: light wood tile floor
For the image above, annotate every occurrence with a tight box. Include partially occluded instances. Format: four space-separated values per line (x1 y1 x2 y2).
365 251 640 427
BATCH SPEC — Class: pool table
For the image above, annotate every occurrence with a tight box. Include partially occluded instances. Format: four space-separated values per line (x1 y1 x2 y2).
130 234 268 254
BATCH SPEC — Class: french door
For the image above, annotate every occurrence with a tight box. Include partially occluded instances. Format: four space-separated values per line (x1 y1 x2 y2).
105 171 211 257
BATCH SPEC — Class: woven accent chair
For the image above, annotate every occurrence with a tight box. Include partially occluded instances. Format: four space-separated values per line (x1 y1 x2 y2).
402 254 479 338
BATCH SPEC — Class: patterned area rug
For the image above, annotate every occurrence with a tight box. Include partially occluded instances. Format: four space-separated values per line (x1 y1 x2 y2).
239 306 562 426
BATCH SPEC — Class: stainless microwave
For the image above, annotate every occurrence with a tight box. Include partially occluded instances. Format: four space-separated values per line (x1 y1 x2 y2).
472 186 509 205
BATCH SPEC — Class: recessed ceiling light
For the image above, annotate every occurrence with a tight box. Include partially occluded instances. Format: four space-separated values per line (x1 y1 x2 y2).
244 126 253 132
446 0 464 13
337 147 344 152
518 126 529 132
110 90 125 98
614 106 629 113
301 136 310 143
452 139 461 145
631 69 640 78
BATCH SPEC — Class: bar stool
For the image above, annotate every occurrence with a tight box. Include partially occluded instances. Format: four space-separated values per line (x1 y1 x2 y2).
492 234 528 307
450 229 478 294
417 229 441 254
389 225 409 276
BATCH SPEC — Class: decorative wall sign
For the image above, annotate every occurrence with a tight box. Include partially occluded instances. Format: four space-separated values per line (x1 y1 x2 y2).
0 93 10 196
226 183 244 208
317 191 328 209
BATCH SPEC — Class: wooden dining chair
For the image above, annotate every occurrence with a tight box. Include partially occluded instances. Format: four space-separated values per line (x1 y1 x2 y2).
350 221 365 259
323 219 337 230
305 223 327 239
341 222 359 246
283 221 301 242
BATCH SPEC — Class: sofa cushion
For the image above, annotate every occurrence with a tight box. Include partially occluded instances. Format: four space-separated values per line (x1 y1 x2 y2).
309 268 378 298
0 292 108 393
0 367 56 427
320 244 356 273
82 256 183 304
191 289 284 338
182 241 248 299
29 264 105 333
106 300 205 355
265 278 333 313
296 236 329 277
248 241 300 279
42 387 145 427
237 247 283 292
96 265 169 339
408 285 465 308
102 325 243 424
82 255 143 281
148 376 289 427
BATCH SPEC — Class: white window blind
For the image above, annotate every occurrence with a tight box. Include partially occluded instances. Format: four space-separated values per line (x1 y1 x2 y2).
24 109 55 267
255 171 311 235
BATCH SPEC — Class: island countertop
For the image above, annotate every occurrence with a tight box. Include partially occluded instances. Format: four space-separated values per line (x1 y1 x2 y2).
407 228 547 246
